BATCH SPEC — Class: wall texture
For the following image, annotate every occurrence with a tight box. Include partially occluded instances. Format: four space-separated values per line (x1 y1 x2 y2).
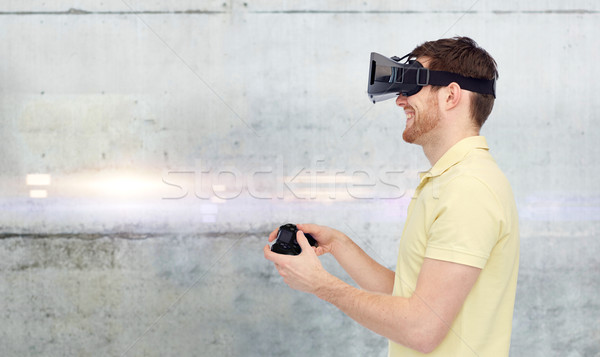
1 1 599 356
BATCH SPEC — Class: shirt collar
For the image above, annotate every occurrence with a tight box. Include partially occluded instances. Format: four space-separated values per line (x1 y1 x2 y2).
419 136 489 181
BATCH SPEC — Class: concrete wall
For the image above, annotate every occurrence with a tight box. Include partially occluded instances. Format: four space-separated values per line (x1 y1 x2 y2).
1 1 599 356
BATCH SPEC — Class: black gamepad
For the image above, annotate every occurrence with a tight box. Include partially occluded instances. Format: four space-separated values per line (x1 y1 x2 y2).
271 223 317 255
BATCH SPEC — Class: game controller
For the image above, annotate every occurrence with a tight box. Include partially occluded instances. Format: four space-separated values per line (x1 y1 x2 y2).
271 223 317 255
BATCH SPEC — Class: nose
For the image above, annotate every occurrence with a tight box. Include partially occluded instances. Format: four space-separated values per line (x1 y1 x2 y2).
395 94 408 107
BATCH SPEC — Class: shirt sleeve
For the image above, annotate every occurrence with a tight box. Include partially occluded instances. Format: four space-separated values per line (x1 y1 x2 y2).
425 175 503 269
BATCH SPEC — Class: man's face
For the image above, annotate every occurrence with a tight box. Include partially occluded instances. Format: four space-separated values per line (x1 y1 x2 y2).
394 56 441 144
395 86 440 144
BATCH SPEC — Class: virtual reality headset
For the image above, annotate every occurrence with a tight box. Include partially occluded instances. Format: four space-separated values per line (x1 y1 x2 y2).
367 52 496 103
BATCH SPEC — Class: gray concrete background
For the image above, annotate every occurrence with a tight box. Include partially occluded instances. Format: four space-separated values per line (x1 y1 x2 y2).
1 1 599 356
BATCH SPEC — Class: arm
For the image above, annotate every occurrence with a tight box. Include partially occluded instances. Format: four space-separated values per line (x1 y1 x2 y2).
317 257 481 353
326 229 395 294
267 223 394 294
264 233 481 353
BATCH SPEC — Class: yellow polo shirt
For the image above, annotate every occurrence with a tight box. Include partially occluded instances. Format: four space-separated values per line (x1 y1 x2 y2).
389 136 519 357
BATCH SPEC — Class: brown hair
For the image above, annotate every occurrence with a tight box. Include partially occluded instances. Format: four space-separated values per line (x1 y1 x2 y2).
411 37 498 127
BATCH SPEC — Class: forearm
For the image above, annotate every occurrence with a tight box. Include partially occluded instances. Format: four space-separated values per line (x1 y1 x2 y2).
315 274 432 353
266 232 471 354
331 234 395 294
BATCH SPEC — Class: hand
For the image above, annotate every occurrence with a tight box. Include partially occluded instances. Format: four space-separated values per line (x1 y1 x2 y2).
266 223 331 256
296 223 344 256
264 231 330 294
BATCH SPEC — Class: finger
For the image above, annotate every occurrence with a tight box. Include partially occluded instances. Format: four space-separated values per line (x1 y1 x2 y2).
274 263 285 275
312 246 325 257
264 244 289 265
268 227 279 242
296 231 313 253
314 246 325 256
297 223 318 235
264 244 277 262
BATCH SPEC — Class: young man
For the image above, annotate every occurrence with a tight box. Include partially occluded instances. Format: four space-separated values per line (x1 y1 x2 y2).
264 37 519 356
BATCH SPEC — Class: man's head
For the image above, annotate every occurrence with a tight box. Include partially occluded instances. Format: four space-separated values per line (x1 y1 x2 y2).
409 36 498 128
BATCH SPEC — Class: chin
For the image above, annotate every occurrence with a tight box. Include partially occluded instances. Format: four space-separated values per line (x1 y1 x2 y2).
402 130 418 144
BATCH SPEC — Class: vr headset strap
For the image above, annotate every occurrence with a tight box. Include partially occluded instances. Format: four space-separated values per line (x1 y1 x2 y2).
427 70 496 98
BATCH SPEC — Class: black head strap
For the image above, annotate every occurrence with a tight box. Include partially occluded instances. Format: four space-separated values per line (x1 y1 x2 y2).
424 70 496 97
398 53 496 98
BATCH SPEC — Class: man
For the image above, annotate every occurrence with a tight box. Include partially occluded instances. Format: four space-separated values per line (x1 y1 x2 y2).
264 37 519 356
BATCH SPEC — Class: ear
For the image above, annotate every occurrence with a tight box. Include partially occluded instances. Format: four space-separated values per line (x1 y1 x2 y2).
443 82 462 111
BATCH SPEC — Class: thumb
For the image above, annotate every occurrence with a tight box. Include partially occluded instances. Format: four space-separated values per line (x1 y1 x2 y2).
296 231 312 252
297 223 320 238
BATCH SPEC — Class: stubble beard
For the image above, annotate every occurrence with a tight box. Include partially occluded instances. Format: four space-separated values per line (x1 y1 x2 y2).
402 95 440 144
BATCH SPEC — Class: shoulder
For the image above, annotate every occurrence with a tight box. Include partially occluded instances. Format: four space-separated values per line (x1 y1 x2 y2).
432 174 503 218
440 149 513 205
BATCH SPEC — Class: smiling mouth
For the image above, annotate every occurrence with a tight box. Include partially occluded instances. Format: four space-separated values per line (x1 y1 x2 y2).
405 111 415 120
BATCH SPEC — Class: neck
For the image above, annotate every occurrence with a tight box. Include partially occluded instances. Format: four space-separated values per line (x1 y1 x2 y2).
420 127 480 166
